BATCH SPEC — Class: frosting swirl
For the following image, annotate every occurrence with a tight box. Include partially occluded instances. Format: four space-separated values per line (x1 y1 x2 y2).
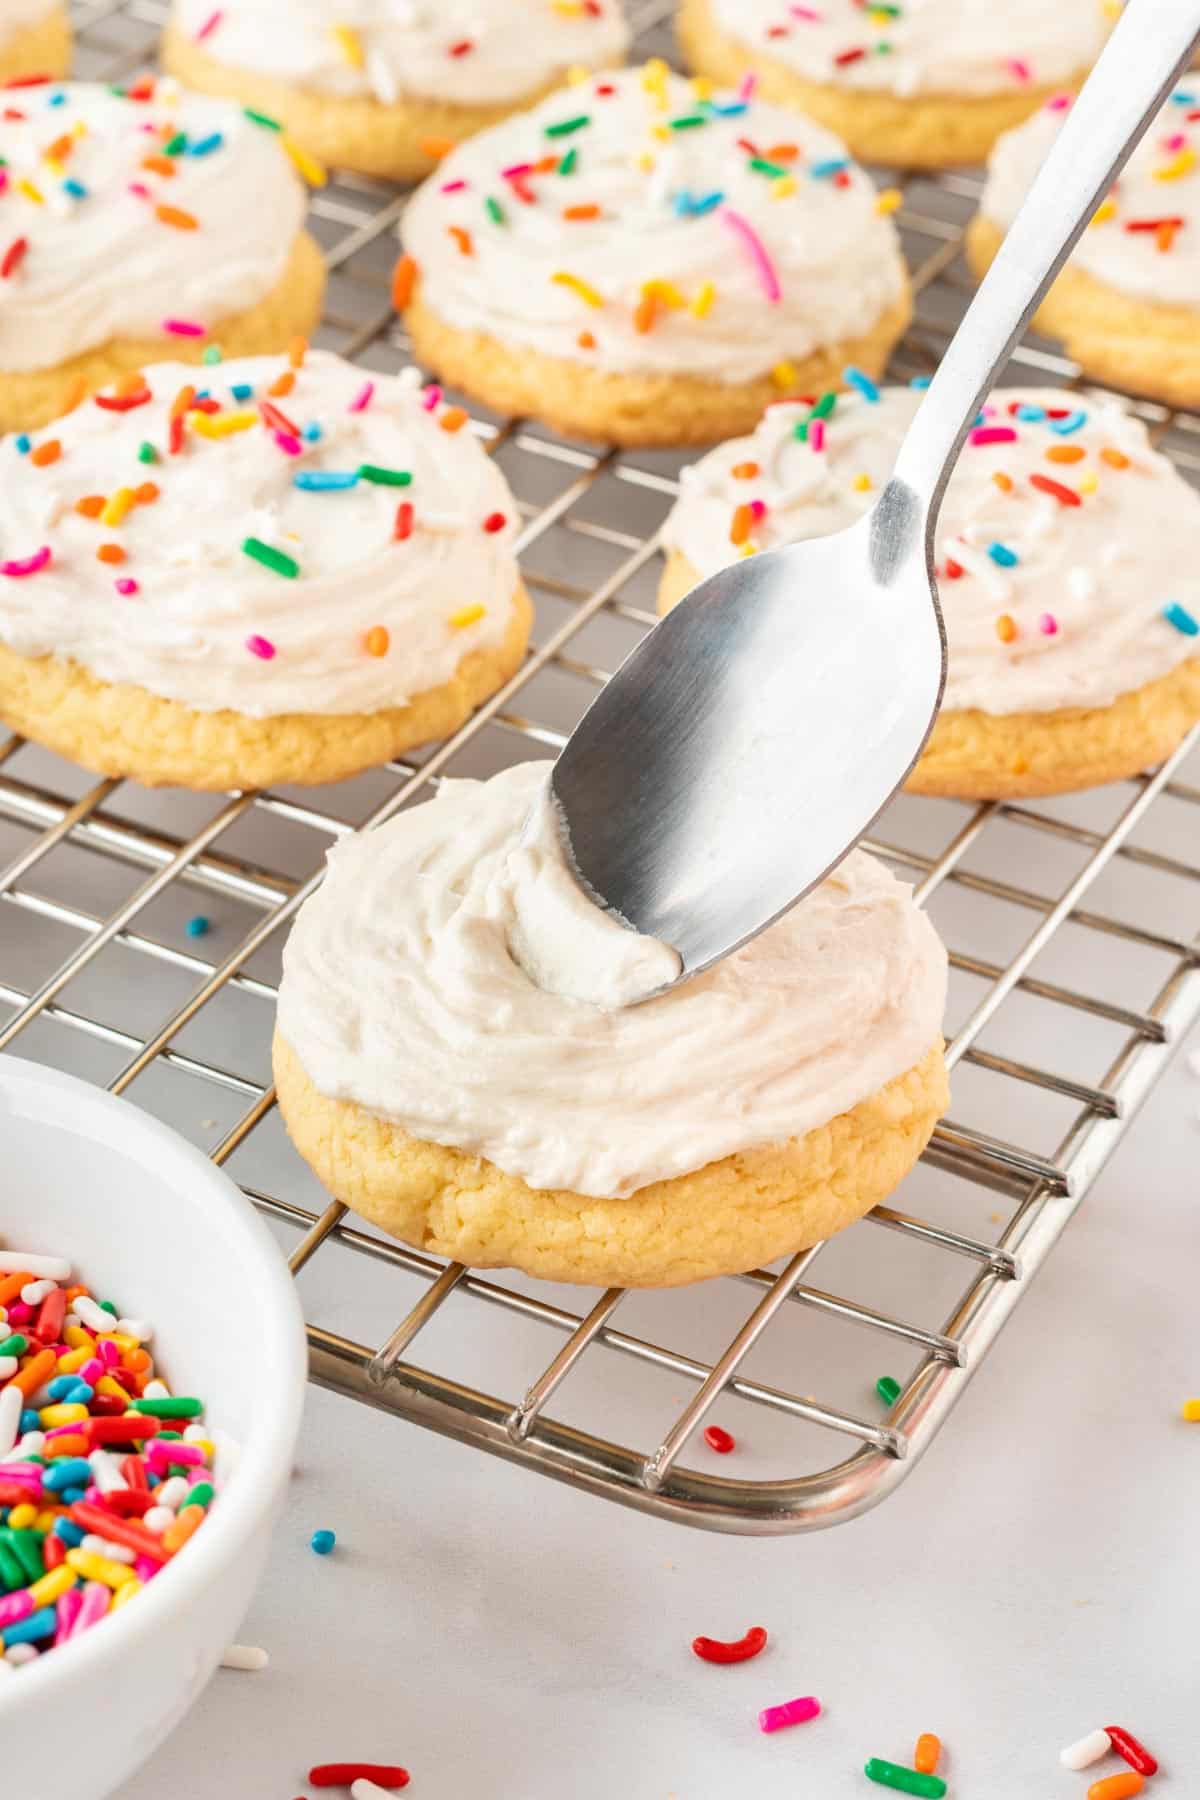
663 384 1200 716
0 81 307 375
980 88 1200 307
170 0 630 108
0 351 523 718
705 0 1107 100
400 64 907 383
276 760 948 1198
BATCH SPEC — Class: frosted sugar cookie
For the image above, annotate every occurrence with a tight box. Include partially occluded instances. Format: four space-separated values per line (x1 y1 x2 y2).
273 760 949 1289
0 3 70 86
163 0 630 182
394 63 911 448
660 379 1200 798
676 0 1107 169
969 87 1200 407
0 80 325 432
0 350 532 790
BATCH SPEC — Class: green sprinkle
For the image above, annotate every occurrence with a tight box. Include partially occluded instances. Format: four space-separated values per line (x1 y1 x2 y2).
875 40 893 53
158 1430 183 1441
202 344 223 365
99 1300 117 1316
876 1375 901 1406
811 391 837 420
484 195 506 226
138 441 158 465
557 146 578 175
544 113 591 138
131 1395 204 1419
0 1539 25 1591
162 131 188 157
4 1529 44 1584
186 1481 215 1510
244 106 283 131
748 157 787 178
667 113 708 130
0 1333 27 1357
864 1760 946 1797
358 464 413 487
241 538 300 579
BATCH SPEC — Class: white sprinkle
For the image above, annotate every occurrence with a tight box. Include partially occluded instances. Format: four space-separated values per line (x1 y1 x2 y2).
3 1431 43 1461
72 1296 114 1335
87 1449 128 1494
0 1357 17 1381
81 1533 137 1564
351 1783 395 1800
115 1317 152 1343
141 1379 170 1401
5 1643 38 1666
220 1643 270 1672
0 1385 22 1458
365 47 398 104
142 1506 174 1536
153 1475 188 1513
1060 1729 1111 1770
0 1253 71 1280
20 1279 55 1306
182 1423 209 1444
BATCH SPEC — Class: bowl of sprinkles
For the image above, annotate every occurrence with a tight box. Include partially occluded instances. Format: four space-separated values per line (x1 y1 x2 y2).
0 1055 306 1800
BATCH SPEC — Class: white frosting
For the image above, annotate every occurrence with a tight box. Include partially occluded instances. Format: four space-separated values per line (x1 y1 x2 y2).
0 0 57 48
0 351 524 718
663 385 1200 717
707 0 1106 100
170 0 630 108
981 89 1200 307
400 65 907 383
276 760 948 1198
0 82 306 375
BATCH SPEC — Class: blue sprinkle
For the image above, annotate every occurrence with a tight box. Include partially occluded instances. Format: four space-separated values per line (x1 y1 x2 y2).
909 376 931 390
47 91 66 107
230 382 253 401
705 99 749 117
19 1408 38 1433
186 915 210 938
189 131 225 157
60 1484 87 1505
13 434 30 455
294 470 360 491
44 1458 91 1492
1015 404 1046 421
1049 409 1087 436
302 422 323 442
2 1607 56 1646
196 389 210 401
62 178 87 199
973 411 988 428
672 189 725 217
46 1374 83 1402
310 1528 336 1556
52 1518 85 1546
988 542 1019 568
843 365 880 403
1163 601 1199 636
810 158 850 179
1170 88 1196 105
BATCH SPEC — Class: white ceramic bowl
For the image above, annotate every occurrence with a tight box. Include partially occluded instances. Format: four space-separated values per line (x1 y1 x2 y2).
0 1056 307 1798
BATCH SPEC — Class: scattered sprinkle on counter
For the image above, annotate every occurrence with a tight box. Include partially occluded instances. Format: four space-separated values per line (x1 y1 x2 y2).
185 915 210 938
310 1527 336 1555
702 1424 735 1453
875 1375 901 1405
758 1694 820 1733
691 1624 767 1664
309 1763 409 1789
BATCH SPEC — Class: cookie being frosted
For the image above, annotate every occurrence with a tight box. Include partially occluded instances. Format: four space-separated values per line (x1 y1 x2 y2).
164 0 631 181
0 3 70 84
969 88 1200 406
676 0 1107 168
0 350 532 789
395 62 911 447
273 760 948 1287
661 382 1200 797
0 80 325 430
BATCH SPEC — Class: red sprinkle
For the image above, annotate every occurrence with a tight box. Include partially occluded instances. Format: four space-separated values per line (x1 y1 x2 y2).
483 512 507 534
94 389 152 413
703 1425 736 1454
1124 214 1184 232
309 1767 409 1790
692 1625 768 1665
1029 472 1082 507
259 399 301 438
943 558 964 580
448 38 473 56
834 46 866 64
394 502 415 541
0 236 28 279
1105 1727 1158 1778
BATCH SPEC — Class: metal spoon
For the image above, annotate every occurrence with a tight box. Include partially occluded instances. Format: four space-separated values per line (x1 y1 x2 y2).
550 0 1200 989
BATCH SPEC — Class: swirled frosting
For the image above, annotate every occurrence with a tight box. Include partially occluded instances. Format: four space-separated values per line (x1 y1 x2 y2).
399 64 907 382
171 0 630 107
0 81 307 375
981 88 1200 307
276 760 948 1197
663 384 1200 716
706 0 1106 99
0 351 523 718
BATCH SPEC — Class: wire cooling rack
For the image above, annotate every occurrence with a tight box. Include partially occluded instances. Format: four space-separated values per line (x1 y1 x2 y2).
1 0 1197 1535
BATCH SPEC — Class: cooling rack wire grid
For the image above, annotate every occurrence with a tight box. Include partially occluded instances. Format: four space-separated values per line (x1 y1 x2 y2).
2 0 1198 1533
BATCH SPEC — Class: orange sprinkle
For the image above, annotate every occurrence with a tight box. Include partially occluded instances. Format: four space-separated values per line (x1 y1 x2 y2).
1046 444 1086 463
1101 447 1130 469
391 253 418 310
268 370 295 397
563 203 600 220
155 204 199 231
30 439 61 467
534 154 559 174
162 1504 205 1556
287 335 308 368
439 406 469 433
169 384 196 421
45 133 73 163
10 1348 55 1399
61 376 87 415
116 370 147 397
766 142 799 161
42 1433 88 1459
141 153 175 177
135 482 160 504
419 135 457 160
633 292 659 335
1156 219 1179 251
365 626 390 658
448 225 474 256
914 1735 941 1776
577 329 596 349
97 544 126 565
75 495 105 519
731 461 760 480
0 1273 32 1306
995 613 1017 643
991 471 1013 493
729 503 754 547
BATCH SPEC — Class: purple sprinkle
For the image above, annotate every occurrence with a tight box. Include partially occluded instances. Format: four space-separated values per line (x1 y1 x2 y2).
246 634 276 660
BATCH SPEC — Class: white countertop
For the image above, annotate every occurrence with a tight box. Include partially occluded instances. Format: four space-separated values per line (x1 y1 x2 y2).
118 1023 1198 1800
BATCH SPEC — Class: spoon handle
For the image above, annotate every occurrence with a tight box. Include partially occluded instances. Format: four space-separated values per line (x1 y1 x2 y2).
891 0 1200 511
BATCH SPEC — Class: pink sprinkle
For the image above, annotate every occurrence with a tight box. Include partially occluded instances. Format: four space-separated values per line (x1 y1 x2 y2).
759 1696 821 1734
809 419 826 453
128 181 151 199
0 170 7 196
721 207 781 302
246 634 276 660
1039 612 1059 635
72 1582 111 1637
749 499 767 520
79 1358 104 1383
1045 91 1072 111
422 384 442 411
440 179 468 193
272 430 302 455
789 4 823 15
147 1439 205 1469
970 425 1018 446
115 577 139 595
1008 57 1032 84
1 545 50 578
7 1303 31 1325
54 1587 82 1646
44 1423 85 1441
501 162 534 179
98 1340 120 1368
163 318 206 338
195 6 223 40
1164 131 1188 152
348 380 374 414
133 1555 163 1582
736 72 758 101
0 1592 33 1629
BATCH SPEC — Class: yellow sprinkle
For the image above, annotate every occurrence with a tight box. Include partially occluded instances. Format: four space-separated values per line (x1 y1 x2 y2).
72 120 87 139
771 360 797 390
34 1509 56 1534
100 1332 138 1352
95 1375 130 1402
112 1578 143 1610
739 541 757 558
642 57 669 90
642 278 686 308
1090 198 1117 226
38 1403 89 1428
1182 1398 1200 1421
771 175 797 199
1101 0 1120 15
867 6 893 21
689 279 716 318
62 1326 92 1351
43 157 65 179
7 1504 37 1530
55 1345 91 1372
28 1567 77 1609
65 1548 135 1590
186 1437 216 1458
551 269 604 307
100 487 136 528
282 135 327 188
651 122 670 142
189 410 259 438
874 187 902 216
1077 472 1098 495
553 1 585 14
1154 148 1197 181
450 604 486 629
565 61 591 85
636 151 655 172
331 22 364 67
852 473 872 492
17 178 43 205
691 76 713 102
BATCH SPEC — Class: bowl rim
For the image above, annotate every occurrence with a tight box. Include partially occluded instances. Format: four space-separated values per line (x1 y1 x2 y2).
0 1055 308 1705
